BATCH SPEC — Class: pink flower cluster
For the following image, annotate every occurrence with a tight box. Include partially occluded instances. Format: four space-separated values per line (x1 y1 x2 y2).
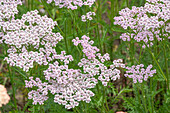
0 85 10 107
81 11 96 22
25 53 97 109
0 0 22 21
25 36 125 109
79 58 125 86
72 35 99 59
1 1 157 110
114 0 170 48
124 64 156 83
74 36 125 86
1 10 63 71
46 0 95 10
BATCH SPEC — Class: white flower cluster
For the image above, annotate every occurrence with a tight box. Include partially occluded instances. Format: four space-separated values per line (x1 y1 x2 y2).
0 1 126 109
124 64 156 83
81 11 96 22
74 36 125 86
1 10 63 72
0 85 10 107
114 0 170 48
0 0 22 48
25 35 125 109
0 0 22 21
46 0 95 10
79 58 125 86
25 52 97 109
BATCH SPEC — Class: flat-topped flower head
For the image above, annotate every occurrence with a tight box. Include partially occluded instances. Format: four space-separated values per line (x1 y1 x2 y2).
73 36 125 86
124 64 156 83
46 0 95 10
0 0 22 21
72 35 99 59
81 11 96 22
114 0 170 48
1 10 63 71
25 57 97 109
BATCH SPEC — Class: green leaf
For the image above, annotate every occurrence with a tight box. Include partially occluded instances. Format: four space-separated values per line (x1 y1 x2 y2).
151 89 163 97
13 67 27 79
111 26 128 33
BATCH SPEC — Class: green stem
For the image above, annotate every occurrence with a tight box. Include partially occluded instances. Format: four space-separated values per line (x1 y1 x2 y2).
41 0 53 18
64 15 69 53
126 0 129 7
130 41 135 65
150 78 154 112
134 84 142 110
104 87 109 111
31 0 33 10
141 84 148 113
97 0 102 54
111 0 115 23
41 0 67 53
97 25 102 53
73 107 80 113
8 65 17 111
28 0 30 10
163 44 169 90
83 102 88 113
139 45 143 63
147 48 167 82
101 86 108 113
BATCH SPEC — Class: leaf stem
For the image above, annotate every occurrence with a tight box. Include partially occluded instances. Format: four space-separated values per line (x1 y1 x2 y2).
147 48 167 82
8 65 18 111
163 43 169 90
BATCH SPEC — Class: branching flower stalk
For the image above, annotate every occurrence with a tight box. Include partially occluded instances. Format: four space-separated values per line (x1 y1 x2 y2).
0 0 168 112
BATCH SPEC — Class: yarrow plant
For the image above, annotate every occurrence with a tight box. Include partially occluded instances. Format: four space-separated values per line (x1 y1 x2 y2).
0 0 168 112
124 64 156 83
25 65 97 109
0 0 22 47
114 0 170 48
1 10 63 71
0 85 10 107
46 0 95 10
25 35 125 109
73 35 125 86
72 35 99 59
81 11 96 22
0 0 22 21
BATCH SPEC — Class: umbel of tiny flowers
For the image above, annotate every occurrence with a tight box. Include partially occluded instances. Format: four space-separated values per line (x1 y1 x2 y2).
73 35 126 86
0 85 10 107
114 0 170 48
1 10 63 72
81 11 96 22
46 0 95 10
0 0 22 21
25 35 125 109
72 35 99 59
0 0 22 46
124 64 156 83
25 52 97 109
